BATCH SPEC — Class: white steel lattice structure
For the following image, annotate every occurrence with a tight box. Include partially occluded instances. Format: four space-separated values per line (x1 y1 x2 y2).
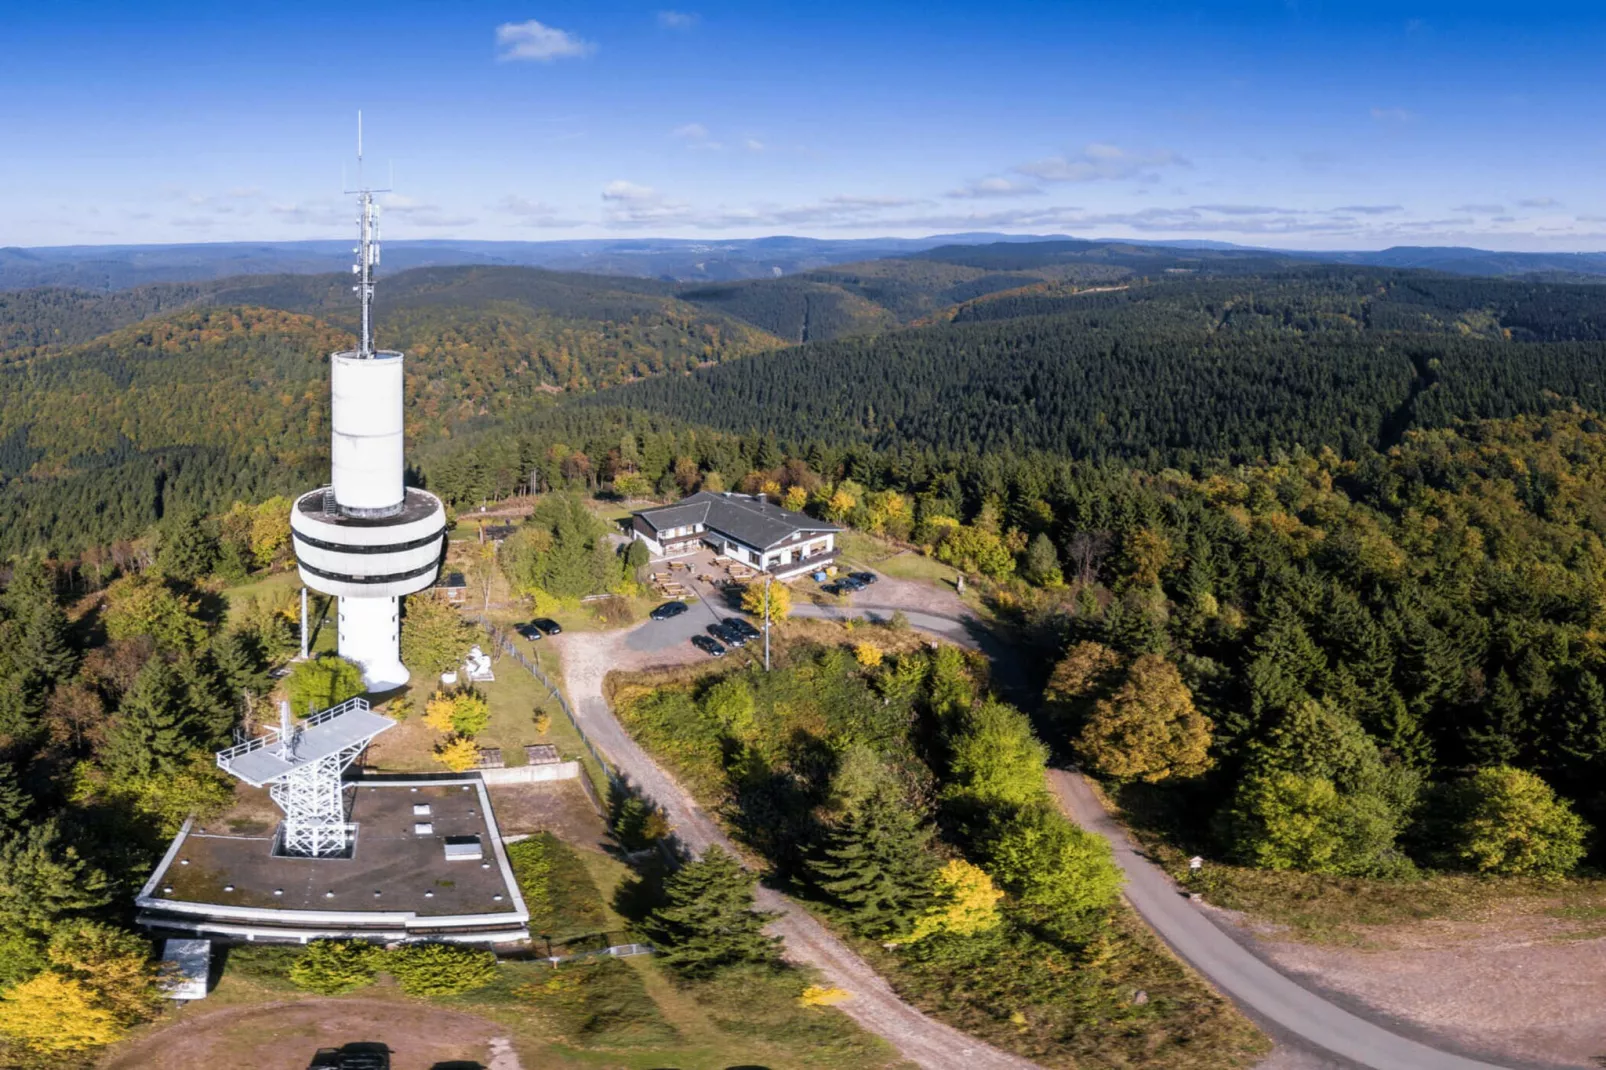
215 698 394 857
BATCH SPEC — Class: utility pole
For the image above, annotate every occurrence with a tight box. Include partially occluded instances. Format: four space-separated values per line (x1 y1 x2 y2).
763 573 772 672
299 586 310 661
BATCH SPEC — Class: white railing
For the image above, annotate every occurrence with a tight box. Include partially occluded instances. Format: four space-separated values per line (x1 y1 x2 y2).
215 696 372 766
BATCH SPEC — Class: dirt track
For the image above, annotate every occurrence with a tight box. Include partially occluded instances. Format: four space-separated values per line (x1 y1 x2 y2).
100 997 505 1070
548 624 1040 1070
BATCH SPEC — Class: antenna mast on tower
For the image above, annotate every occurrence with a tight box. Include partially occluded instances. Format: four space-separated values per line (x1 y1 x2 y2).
347 110 390 358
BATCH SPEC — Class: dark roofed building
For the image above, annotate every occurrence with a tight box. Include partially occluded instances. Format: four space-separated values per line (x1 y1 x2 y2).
630 492 841 579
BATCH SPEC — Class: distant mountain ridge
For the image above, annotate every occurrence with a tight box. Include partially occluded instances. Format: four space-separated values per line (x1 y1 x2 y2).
9 235 1606 293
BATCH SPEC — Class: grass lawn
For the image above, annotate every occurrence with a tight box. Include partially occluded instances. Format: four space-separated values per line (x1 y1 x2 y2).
837 530 974 590
217 570 301 626
367 653 572 773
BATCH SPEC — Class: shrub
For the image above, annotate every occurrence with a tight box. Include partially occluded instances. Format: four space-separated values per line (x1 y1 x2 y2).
0 972 123 1053
533 710 552 734
985 804 1123 917
434 736 480 772
1429 766 1590 876
854 642 884 668
384 942 498 997
285 655 365 715
288 940 377 995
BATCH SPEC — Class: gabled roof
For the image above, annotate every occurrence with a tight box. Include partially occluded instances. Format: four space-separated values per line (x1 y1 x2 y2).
634 491 840 551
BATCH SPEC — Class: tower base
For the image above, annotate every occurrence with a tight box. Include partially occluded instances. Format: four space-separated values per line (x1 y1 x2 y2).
338 596 409 690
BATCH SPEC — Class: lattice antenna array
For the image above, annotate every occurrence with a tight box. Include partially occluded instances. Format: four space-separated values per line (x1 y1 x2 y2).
215 697 394 858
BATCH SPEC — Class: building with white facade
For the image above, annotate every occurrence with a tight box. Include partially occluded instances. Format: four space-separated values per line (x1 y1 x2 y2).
629 491 841 579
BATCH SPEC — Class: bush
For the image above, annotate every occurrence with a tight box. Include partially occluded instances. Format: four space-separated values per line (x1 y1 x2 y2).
288 940 377 995
985 804 1123 918
385 943 498 997
1427 766 1590 876
434 736 480 772
285 655 365 715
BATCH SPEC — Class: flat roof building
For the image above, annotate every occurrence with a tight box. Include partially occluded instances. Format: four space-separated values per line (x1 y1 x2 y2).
135 777 529 945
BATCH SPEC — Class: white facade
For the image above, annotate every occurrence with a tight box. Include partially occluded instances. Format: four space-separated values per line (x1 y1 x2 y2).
330 352 406 514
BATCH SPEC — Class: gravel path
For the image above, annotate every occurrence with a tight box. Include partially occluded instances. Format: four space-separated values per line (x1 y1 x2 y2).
550 624 1041 1070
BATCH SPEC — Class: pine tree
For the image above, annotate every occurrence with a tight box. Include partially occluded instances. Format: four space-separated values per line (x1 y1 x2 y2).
1465 669 1525 766
0 820 110 940
643 846 779 978
0 763 29 829
811 792 938 940
99 659 196 781
211 630 270 701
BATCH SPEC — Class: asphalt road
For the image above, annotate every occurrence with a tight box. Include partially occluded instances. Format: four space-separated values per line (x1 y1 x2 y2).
556 575 1524 1070
1050 773 1514 1070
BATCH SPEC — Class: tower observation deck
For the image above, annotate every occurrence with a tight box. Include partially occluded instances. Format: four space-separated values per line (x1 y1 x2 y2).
290 119 447 689
216 698 394 857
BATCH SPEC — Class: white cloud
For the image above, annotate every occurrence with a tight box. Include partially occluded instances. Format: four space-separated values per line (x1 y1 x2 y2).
1192 204 1285 215
495 20 595 62
672 123 710 141
382 194 476 229
657 10 699 29
602 180 661 204
743 138 765 152
1369 107 1415 123
1455 203 1505 214
1016 143 1188 183
1331 204 1403 215
947 177 1043 199
1518 196 1559 208
496 195 584 227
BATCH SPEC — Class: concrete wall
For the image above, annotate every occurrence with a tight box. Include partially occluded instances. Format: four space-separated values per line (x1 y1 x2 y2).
478 760 581 785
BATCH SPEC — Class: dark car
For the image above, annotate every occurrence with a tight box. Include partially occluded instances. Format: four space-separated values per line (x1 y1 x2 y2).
691 634 726 657
710 621 748 647
849 571 878 586
650 601 689 621
515 623 543 641
308 1043 391 1070
838 576 866 592
728 618 762 640
531 618 562 636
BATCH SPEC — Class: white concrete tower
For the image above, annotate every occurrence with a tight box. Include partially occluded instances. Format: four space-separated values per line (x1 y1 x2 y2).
290 119 447 690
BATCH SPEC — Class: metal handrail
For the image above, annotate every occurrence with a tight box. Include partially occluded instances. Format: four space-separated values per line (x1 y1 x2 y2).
215 696 372 764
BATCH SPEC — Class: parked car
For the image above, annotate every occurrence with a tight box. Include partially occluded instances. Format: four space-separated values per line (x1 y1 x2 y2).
650 601 689 621
849 571 878 586
691 634 726 657
728 618 762 640
515 623 543 641
531 618 562 636
838 576 866 592
710 621 748 648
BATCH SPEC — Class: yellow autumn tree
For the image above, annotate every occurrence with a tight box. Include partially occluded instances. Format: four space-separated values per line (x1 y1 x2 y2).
741 581 791 622
1075 654 1213 783
0 973 124 1053
424 691 458 733
434 736 479 772
782 485 809 513
910 859 1003 941
854 642 884 668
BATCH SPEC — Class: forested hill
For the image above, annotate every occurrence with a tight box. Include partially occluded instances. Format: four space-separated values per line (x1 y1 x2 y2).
0 268 785 556
592 268 1606 464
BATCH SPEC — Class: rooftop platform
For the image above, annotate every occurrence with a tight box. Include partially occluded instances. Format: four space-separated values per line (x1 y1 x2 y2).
136 777 529 945
218 698 394 787
295 486 445 529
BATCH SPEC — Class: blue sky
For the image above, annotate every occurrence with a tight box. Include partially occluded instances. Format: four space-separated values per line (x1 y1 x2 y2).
5 1 1606 249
